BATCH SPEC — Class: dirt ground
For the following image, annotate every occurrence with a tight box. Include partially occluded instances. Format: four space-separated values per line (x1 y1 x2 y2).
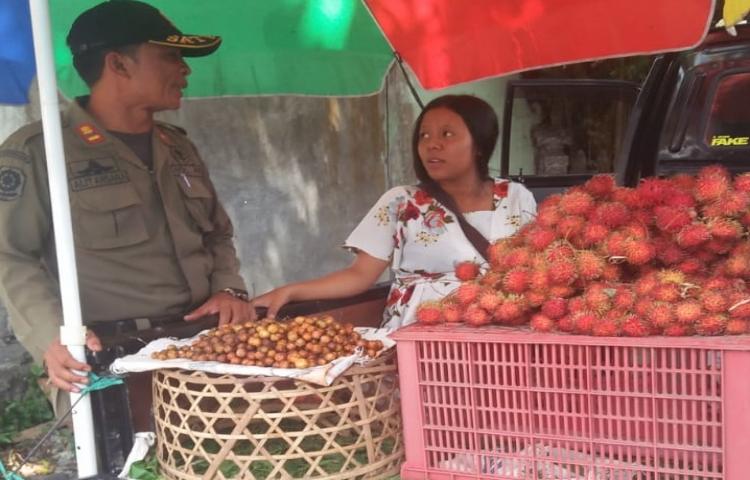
1 424 77 480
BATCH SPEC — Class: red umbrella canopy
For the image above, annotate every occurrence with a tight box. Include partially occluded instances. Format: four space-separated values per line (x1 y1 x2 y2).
366 0 716 90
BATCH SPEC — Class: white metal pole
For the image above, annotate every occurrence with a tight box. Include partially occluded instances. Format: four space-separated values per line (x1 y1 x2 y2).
27 0 98 478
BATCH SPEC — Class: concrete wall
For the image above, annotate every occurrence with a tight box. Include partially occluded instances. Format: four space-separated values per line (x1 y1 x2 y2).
0 69 514 343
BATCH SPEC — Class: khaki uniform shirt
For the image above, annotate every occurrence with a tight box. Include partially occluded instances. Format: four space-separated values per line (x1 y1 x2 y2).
0 100 245 362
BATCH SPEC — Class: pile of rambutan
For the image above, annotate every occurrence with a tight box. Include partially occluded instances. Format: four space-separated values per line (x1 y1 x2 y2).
415 165 750 336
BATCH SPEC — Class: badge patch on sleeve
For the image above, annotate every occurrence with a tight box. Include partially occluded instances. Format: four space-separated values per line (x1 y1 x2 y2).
0 166 26 201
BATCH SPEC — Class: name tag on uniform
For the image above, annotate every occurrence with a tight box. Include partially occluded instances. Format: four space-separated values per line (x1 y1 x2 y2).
69 158 129 191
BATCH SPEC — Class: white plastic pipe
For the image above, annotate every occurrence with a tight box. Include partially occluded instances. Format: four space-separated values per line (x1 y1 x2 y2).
27 0 98 478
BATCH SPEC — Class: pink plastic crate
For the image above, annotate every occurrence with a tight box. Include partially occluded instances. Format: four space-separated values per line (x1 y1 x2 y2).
391 324 750 480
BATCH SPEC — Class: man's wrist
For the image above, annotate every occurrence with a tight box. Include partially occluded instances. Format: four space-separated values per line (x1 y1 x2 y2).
220 287 249 302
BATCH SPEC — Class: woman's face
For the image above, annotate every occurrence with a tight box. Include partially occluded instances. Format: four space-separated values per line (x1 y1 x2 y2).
417 107 477 183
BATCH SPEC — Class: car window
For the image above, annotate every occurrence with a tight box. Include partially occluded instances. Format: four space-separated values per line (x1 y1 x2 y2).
507 84 636 177
705 72 750 148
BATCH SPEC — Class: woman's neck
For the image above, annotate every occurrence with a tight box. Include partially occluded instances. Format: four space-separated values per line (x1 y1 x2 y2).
438 176 493 213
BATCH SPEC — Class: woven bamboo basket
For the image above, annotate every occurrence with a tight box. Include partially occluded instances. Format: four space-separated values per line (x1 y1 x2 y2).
152 350 403 479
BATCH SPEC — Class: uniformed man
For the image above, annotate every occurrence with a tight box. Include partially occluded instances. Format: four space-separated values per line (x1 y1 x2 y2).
0 0 254 404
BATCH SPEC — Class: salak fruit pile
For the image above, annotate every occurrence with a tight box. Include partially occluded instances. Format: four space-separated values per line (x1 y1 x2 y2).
151 315 384 368
417 165 750 336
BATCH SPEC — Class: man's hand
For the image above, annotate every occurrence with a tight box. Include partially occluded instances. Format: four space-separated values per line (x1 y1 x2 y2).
43 332 102 393
184 291 256 325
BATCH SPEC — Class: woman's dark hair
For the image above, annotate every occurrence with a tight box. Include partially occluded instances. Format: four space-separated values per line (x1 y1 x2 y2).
72 45 139 87
411 94 499 184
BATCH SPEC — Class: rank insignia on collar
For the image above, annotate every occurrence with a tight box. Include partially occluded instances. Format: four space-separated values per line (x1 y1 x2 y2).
76 124 105 145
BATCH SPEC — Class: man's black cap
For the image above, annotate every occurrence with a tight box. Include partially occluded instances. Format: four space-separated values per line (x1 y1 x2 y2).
67 0 221 57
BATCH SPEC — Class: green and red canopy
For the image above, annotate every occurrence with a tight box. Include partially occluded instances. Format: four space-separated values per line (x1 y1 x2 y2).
3 0 717 103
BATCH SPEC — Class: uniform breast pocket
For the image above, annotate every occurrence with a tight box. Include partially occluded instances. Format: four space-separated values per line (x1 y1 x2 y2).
72 184 149 249
176 176 215 233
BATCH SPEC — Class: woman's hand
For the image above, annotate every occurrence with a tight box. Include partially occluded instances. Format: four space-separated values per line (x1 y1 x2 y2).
252 285 295 319
252 252 389 320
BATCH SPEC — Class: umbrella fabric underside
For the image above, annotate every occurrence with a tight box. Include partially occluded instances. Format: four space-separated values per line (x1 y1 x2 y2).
366 0 716 90
49 0 394 98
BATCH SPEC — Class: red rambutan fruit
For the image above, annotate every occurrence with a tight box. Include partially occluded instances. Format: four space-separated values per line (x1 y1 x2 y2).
652 283 681 303
559 190 595 216
528 268 550 291
580 223 610 247
454 261 481 281
500 246 533 271
548 260 577 285
663 324 693 336
548 284 576 299
479 271 504 289
612 187 645 208
526 227 558 251
636 178 672 205
669 173 696 192
456 283 482 306
663 189 696 208
623 238 657 266
487 240 513 268
707 218 743 241
701 290 730 313
676 258 706 275
621 315 652 337
647 302 675 328
613 286 636 310
695 314 727 335
729 299 750 319
734 172 750 193
416 301 443 325
654 206 693 233
545 242 575 262
541 298 568 319
592 316 621 336
530 313 555 332
724 256 750 278
654 238 686 265
535 204 562 229
601 263 623 282
634 272 659 297
442 302 464 324
493 296 526 324
584 175 616 198
591 202 631 228
464 304 491 326
633 298 653 317
604 232 628 257
584 288 612 314
557 216 586 239
572 311 598 334
557 315 575 333
566 296 587 314
726 319 749 335
503 267 530 294
525 290 547 307
577 250 606 281
694 166 731 203
676 223 711 249
478 290 502 311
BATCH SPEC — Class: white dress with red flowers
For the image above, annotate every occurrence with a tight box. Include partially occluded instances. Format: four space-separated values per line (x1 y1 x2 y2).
344 178 537 330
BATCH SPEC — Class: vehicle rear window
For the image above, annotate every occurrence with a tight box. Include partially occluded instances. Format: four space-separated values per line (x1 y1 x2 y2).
705 72 750 148
507 84 636 176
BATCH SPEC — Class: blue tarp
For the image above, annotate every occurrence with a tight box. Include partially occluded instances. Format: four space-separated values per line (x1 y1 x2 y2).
0 0 36 105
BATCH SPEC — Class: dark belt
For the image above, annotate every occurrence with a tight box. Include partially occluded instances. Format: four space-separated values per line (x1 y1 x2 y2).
89 314 185 337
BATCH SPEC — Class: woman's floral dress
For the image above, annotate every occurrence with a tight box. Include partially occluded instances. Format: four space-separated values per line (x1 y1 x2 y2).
344 178 537 330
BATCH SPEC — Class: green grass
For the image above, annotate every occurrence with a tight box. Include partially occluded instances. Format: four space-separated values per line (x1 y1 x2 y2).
0 365 53 445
